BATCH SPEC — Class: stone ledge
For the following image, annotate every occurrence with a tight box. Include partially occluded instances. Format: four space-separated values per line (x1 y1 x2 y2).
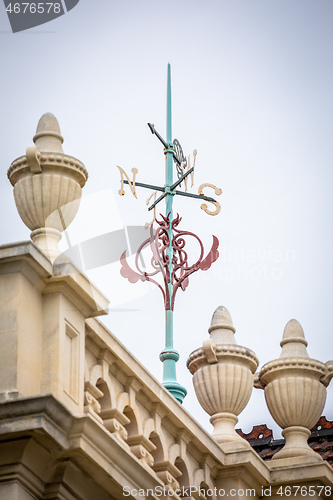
0 242 109 317
0 394 165 499
0 241 53 278
267 456 333 481
46 257 109 317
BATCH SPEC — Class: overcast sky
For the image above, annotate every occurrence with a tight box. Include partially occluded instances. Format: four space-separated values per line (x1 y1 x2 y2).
1 0 332 438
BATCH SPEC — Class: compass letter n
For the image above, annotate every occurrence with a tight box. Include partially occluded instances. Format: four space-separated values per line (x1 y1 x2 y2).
117 166 138 199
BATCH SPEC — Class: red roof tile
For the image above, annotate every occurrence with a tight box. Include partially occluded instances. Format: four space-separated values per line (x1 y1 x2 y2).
236 416 333 467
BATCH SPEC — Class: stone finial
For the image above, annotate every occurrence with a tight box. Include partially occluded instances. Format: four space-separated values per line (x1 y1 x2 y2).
208 306 237 344
33 112 64 153
280 319 309 358
7 113 88 262
256 319 330 462
187 306 258 449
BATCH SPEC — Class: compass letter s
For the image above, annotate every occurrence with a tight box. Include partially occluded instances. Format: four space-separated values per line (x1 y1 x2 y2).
117 166 138 199
198 183 222 216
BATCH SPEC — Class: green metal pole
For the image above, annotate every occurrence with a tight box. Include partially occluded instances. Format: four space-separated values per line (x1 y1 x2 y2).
159 64 187 404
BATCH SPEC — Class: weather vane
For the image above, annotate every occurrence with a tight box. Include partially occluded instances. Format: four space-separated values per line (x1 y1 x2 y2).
117 64 222 403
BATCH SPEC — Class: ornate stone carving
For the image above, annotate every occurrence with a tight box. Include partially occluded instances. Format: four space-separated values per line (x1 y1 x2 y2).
84 381 103 423
99 408 130 442
126 434 156 467
255 319 333 460
152 460 181 491
187 306 258 447
7 113 88 261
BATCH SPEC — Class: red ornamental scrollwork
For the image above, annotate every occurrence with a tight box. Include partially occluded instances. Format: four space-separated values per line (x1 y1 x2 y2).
120 214 219 311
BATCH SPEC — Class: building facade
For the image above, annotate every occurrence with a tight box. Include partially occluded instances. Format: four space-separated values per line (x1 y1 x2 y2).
0 114 332 499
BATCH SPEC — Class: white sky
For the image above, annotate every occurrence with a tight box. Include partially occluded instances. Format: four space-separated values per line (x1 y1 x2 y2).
1 0 332 438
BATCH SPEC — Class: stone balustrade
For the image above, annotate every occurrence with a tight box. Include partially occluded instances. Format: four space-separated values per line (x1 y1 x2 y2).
84 315 228 495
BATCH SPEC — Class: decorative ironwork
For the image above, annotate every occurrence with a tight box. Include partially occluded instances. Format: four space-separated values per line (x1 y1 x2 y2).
173 139 187 182
116 64 222 403
120 213 219 311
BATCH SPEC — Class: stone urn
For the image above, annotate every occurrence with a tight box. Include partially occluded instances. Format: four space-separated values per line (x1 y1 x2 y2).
7 113 88 261
255 319 333 461
187 306 259 447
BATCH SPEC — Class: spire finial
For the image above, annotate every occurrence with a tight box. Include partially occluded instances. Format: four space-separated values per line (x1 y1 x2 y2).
33 112 64 153
280 319 309 358
208 305 237 344
117 67 222 403
167 63 172 144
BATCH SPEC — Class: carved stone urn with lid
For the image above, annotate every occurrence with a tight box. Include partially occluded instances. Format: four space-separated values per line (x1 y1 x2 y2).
187 306 259 447
255 319 333 461
7 113 88 261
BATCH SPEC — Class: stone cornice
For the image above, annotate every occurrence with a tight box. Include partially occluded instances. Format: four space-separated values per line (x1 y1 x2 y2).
0 394 164 498
46 258 109 317
0 242 109 317
0 241 53 292
0 394 73 449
